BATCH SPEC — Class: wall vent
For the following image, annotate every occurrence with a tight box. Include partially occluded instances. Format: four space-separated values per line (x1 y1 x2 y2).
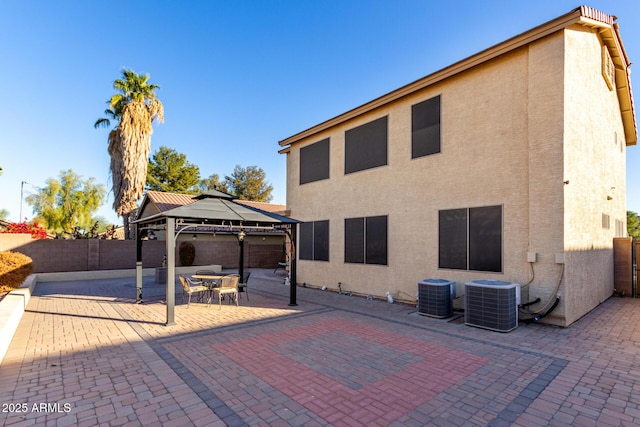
602 46 615 91
464 280 520 332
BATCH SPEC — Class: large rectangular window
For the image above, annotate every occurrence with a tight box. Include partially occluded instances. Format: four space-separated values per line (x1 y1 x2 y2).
412 96 441 159
345 215 388 265
344 218 364 263
439 205 502 272
345 116 388 174
300 138 330 184
438 208 467 270
299 220 329 261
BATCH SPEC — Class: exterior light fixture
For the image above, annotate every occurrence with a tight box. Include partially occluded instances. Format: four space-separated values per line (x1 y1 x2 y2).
192 234 197 240
238 230 246 242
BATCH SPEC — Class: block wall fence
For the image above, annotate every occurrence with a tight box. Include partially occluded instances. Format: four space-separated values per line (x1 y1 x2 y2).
0 234 284 273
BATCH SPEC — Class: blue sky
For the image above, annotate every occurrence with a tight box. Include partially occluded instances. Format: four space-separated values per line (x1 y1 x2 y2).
0 1 639 225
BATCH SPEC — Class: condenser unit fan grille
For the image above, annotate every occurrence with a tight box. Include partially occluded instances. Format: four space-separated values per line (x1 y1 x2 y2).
418 279 454 318
464 280 520 332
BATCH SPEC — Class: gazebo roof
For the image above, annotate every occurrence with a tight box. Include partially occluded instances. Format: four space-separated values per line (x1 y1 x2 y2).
131 190 300 324
133 191 298 228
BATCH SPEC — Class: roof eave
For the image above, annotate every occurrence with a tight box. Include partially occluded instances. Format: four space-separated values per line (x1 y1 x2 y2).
579 16 637 145
278 6 637 148
134 193 152 220
278 8 584 149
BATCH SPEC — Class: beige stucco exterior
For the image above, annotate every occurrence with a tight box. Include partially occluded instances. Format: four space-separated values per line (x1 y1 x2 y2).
280 8 636 327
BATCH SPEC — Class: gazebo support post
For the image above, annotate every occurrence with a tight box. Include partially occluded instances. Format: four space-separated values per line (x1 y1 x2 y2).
136 229 143 304
166 217 176 325
289 224 297 306
238 235 245 285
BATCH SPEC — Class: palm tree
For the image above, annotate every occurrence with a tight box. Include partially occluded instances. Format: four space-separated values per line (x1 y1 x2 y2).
95 69 164 238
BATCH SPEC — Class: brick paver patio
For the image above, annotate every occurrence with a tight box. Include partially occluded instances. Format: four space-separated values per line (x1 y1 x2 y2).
1 269 640 426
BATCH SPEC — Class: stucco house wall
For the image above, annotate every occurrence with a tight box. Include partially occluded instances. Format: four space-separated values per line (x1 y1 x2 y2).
280 8 635 327
561 24 629 325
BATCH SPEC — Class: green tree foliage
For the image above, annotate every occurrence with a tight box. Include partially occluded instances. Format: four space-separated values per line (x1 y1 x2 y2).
25 170 106 237
94 69 162 131
224 165 273 202
146 146 201 194
628 211 640 240
199 173 229 193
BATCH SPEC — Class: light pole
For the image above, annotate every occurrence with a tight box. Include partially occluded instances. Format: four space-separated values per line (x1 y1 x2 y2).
19 181 28 221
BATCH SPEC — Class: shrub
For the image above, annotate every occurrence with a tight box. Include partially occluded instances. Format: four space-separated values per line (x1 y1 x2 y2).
179 242 196 266
0 251 34 290
3 221 48 239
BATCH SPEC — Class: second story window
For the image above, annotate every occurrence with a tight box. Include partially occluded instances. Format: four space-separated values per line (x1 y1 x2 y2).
300 138 330 184
412 95 441 159
345 116 388 174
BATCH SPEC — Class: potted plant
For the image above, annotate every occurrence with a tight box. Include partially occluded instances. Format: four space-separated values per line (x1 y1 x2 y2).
179 241 196 266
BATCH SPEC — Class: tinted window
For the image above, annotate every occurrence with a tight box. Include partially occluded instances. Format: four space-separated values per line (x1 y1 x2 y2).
345 116 388 174
439 206 502 272
300 138 330 184
299 220 329 261
299 222 314 260
366 215 388 265
469 206 502 272
345 216 388 265
438 209 467 269
313 220 330 261
344 218 364 263
412 96 441 158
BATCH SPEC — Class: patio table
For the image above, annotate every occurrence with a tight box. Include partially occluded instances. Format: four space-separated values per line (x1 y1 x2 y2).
192 274 225 305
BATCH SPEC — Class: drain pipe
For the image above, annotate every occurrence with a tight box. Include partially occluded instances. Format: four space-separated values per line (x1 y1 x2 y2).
520 264 564 322
533 296 561 322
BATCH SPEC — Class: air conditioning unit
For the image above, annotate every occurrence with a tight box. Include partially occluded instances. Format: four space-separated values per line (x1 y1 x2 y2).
418 278 455 318
464 280 520 332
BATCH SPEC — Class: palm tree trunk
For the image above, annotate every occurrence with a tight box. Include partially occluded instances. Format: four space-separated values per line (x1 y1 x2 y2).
109 101 156 236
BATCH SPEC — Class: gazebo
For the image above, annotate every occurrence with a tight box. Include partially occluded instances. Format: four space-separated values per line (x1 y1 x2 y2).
132 190 300 325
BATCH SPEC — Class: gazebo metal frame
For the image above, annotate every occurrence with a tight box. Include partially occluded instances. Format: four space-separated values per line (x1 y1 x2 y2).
131 191 299 325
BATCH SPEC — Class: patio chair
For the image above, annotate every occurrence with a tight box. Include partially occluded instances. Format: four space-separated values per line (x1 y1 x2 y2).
274 260 289 273
178 275 209 307
212 274 240 309
238 271 251 300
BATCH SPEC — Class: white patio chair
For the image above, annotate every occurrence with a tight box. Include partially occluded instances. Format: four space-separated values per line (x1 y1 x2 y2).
178 275 209 307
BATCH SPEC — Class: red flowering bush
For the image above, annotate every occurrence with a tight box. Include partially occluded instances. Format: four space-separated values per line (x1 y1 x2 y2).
3 221 49 239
